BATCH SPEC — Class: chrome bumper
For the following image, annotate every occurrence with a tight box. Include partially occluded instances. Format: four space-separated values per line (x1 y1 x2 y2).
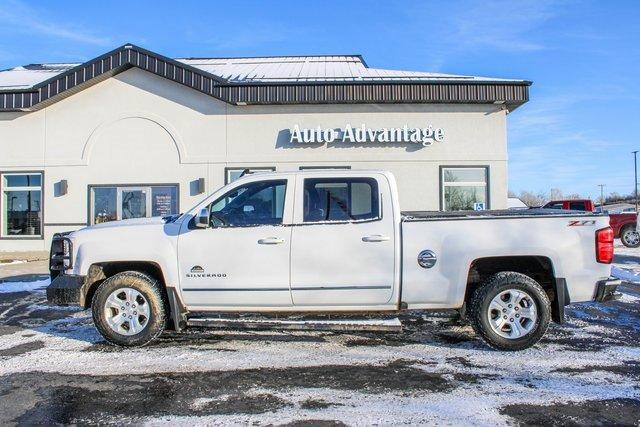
594 277 622 302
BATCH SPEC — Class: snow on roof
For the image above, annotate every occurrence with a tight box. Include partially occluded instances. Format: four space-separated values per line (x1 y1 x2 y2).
0 55 524 89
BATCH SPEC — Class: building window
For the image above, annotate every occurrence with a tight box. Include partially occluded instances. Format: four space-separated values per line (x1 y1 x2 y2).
90 185 178 225
1 173 43 237
441 167 489 211
299 166 351 170
303 178 379 222
225 167 275 184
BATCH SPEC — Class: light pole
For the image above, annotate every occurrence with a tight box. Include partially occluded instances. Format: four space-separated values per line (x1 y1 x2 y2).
633 151 638 213
598 184 605 207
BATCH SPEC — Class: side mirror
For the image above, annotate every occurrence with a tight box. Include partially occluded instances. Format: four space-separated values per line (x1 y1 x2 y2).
195 208 209 229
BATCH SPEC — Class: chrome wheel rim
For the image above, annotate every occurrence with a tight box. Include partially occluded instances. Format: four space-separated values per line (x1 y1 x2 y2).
487 289 537 339
623 230 640 246
104 288 151 336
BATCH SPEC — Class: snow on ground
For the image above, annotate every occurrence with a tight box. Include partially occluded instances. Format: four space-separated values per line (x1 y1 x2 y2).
0 246 639 425
0 278 49 294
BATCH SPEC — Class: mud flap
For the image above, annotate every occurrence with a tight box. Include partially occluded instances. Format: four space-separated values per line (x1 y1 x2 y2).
552 278 570 324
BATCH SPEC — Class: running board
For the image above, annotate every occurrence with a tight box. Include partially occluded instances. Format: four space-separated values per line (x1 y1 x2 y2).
186 316 403 332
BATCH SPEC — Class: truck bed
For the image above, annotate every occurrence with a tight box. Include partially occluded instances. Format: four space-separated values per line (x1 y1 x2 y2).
401 208 603 221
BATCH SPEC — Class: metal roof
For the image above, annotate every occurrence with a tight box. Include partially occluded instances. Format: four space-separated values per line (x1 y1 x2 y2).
176 56 523 84
0 44 531 111
1 54 527 89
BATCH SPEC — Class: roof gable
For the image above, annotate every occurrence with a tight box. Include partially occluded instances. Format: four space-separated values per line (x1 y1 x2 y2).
0 44 531 112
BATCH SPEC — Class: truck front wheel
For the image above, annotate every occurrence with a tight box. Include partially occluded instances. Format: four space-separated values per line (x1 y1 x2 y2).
469 272 551 351
620 225 640 248
92 271 166 347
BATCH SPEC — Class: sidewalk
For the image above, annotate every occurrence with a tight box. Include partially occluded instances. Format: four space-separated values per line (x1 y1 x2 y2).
0 251 49 280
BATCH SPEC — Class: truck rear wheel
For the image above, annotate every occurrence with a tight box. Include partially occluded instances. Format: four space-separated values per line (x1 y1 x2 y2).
469 272 550 351
92 271 166 347
620 225 640 248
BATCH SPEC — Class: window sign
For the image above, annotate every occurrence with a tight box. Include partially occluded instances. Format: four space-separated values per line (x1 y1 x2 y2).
442 167 488 211
152 186 178 217
1 173 43 237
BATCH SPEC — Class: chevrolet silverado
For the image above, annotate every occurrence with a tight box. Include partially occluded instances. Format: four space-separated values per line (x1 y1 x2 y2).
47 170 619 351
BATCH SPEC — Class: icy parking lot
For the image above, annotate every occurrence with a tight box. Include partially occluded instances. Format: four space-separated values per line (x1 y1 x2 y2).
0 246 639 425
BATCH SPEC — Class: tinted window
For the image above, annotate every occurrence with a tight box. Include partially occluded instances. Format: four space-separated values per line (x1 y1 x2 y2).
546 203 564 209
569 201 587 211
303 178 379 222
209 180 286 227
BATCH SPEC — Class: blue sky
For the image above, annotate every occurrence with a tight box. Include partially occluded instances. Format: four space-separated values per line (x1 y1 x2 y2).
1 0 638 199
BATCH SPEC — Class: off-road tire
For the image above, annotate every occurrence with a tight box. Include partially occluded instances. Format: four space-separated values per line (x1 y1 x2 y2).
92 271 166 347
620 224 640 248
469 271 551 351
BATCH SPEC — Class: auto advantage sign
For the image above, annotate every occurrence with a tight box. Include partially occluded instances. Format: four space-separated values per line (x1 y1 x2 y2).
289 124 445 147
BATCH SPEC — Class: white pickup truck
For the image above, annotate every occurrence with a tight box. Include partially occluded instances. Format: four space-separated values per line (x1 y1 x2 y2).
47 170 619 351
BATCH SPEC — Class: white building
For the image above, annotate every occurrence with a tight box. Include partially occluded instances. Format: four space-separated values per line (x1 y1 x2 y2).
0 44 530 251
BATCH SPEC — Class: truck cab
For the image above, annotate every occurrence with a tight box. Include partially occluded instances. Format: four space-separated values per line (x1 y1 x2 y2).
542 199 595 212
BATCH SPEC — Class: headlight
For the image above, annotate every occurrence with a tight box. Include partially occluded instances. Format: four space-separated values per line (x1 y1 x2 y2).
50 233 74 275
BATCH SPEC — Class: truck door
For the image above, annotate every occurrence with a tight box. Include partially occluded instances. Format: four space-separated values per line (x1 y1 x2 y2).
290 174 396 306
177 178 293 308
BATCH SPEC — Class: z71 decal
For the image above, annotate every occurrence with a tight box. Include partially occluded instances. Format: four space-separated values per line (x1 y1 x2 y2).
568 220 596 226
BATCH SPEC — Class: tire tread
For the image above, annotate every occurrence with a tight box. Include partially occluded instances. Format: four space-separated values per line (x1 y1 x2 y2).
91 271 166 347
469 271 551 351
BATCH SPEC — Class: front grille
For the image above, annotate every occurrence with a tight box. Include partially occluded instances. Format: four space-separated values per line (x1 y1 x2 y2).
49 233 73 279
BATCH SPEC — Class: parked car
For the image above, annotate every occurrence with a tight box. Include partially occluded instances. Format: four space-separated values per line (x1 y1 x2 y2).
48 171 619 351
542 199 639 248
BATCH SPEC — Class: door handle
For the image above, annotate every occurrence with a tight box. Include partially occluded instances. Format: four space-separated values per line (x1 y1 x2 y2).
362 234 390 242
258 237 285 245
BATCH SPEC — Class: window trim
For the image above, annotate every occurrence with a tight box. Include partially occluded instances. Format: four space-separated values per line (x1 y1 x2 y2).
224 167 276 185
87 183 180 226
301 177 381 224
439 165 490 211
0 170 45 240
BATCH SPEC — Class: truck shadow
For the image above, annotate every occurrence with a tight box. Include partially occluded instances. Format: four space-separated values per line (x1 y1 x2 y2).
614 253 640 265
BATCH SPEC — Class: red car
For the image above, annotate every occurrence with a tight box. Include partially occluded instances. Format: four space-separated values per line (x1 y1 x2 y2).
542 199 639 248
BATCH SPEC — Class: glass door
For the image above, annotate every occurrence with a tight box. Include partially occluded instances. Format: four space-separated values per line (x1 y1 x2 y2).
117 187 151 220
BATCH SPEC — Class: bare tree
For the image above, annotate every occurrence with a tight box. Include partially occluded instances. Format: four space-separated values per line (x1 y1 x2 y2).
549 188 563 200
519 191 546 207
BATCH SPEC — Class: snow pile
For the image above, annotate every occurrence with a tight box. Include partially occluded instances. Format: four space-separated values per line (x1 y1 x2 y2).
0 278 49 293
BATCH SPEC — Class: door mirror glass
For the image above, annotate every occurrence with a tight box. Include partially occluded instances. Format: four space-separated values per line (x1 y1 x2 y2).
195 207 209 228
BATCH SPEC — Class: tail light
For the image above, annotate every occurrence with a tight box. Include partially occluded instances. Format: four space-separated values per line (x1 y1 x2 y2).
596 227 614 264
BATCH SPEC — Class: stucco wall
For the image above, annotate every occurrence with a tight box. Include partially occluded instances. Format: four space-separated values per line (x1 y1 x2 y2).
0 68 508 251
